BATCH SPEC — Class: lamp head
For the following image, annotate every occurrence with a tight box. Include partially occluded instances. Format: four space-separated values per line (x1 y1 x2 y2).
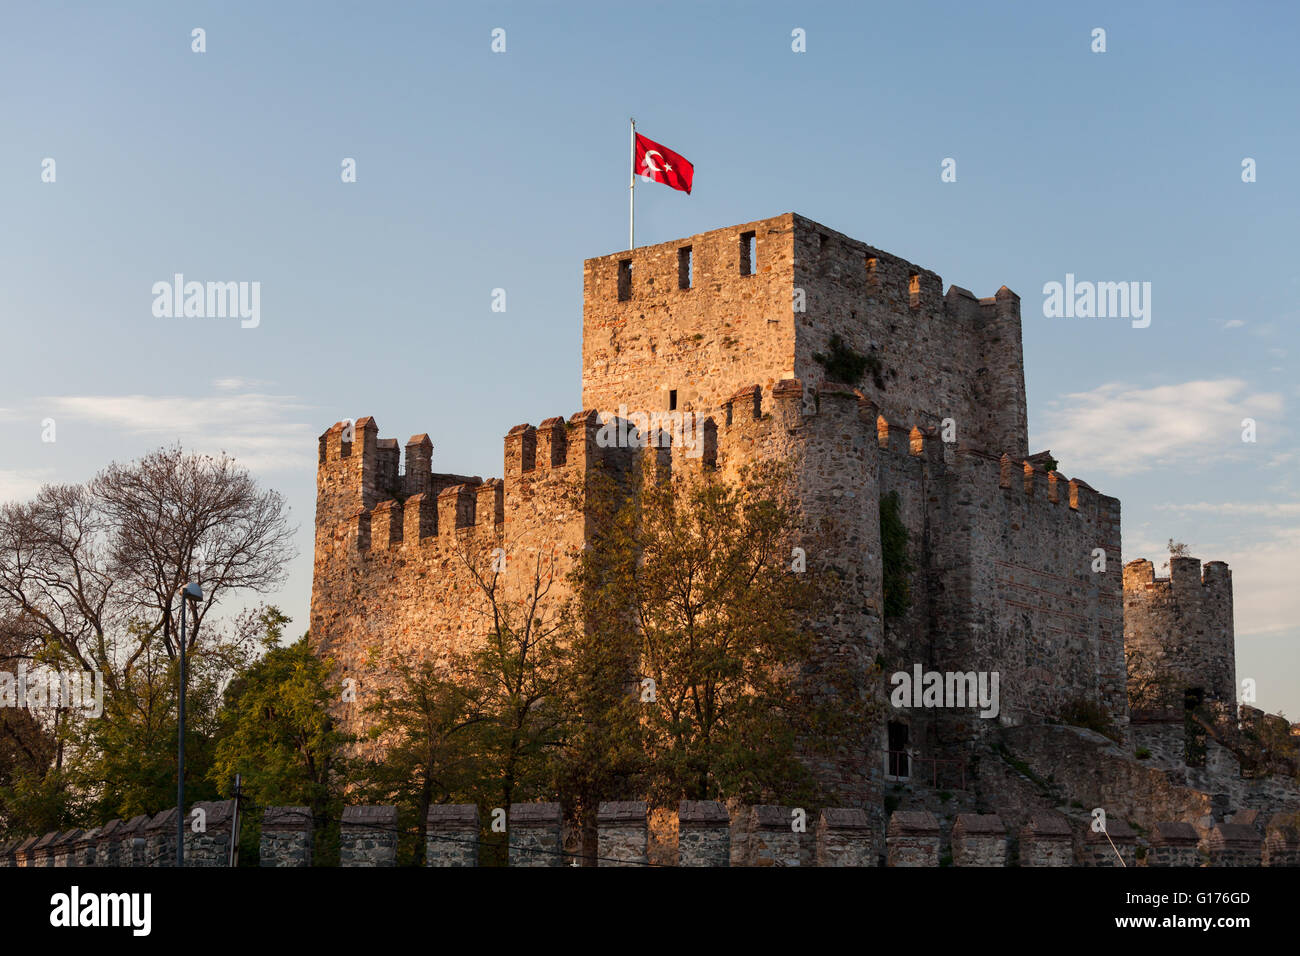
181 582 203 603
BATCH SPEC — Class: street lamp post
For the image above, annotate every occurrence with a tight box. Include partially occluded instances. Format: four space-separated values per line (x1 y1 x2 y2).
177 581 202 866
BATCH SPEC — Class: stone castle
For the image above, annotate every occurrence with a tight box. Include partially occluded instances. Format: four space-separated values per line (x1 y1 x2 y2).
309 212 1300 862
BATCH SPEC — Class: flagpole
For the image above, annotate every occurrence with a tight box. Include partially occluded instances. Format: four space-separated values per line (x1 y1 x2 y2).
629 117 635 250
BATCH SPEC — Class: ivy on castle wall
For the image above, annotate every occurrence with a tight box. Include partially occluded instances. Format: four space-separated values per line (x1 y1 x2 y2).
813 334 886 390
880 491 912 619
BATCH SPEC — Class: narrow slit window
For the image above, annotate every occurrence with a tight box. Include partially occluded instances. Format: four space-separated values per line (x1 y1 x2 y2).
740 231 756 276
908 272 921 308
678 246 692 290
668 389 678 411
866 256 878 286
617 259 632 301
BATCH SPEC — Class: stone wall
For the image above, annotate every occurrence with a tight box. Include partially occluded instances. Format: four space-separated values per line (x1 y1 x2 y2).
790 216 1027 459
942 450 1125 728
1147 821 1201 866
1124 557 1236 705
1080 818 1137 867
580 213 1027 459
951 814 1008 866
184 799 236 867
261 807 313 867
815 808 875 866
1020 811 1074 867
339 805 397 867
887 811 941 866
1002 724 1214 831
311 412 625 752
596 801 648 866
7 803 1294 867
677 801 730 867
582 214 797 421
144 809 178 867
1205 824 1261 867
508 802 564 867
425 804 478 867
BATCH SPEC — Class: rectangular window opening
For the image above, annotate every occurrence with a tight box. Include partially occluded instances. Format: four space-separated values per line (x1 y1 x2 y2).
908 272 921 308
739 231 756 276
668 389 678 411
678 246 692 290
887 721 910 778
617 259 632 301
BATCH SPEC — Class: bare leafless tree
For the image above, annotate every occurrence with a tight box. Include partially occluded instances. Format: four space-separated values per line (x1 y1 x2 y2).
0 445 296 694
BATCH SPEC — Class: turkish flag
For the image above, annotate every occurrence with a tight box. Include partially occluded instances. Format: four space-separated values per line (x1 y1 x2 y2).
634 133 694 194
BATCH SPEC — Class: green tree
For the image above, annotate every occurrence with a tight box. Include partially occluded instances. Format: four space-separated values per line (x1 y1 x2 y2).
576 459 870 809
0 446 295 836
356 657 486 865
454 540 570 815
208 611 350 865
75 620 229 822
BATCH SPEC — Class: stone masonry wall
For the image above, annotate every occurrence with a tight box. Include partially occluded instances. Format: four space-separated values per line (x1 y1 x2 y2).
582 214 797 420
943 449 1126 727
311 412 630 751
790 214 1027 459
10 803 1294 867
1124 557 1236 706
580 213 1028 460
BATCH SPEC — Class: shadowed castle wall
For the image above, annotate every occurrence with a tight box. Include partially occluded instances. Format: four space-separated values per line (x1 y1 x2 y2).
1124 557 1236 706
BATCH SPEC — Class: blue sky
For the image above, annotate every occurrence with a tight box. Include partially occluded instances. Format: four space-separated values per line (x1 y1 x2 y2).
2 1 1297 716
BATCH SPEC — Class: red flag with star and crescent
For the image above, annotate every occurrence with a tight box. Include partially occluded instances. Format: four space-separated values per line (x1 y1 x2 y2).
634 133 694 194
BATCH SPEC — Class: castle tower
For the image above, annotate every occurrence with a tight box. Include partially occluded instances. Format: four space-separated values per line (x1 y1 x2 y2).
581 212 1028 458
1123 556 1237 706
311 212 1134 808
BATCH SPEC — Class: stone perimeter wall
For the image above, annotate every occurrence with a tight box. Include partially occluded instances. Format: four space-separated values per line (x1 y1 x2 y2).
6 803 1294 868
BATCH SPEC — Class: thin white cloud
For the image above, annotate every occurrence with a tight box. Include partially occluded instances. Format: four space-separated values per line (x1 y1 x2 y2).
1154 501 1300 518
41 390 316 472
213 377 266 392
0 468 55 503
1216 526 1300 641
1223 319 1245 329
1039 379 1284 476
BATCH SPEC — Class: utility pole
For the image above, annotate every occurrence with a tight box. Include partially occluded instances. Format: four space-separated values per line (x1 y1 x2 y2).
176 581 203 866
229 774 242 867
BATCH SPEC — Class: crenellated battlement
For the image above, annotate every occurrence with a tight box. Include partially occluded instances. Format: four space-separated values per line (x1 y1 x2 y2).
709 376 1111 536
991 453 1103 514
1123 556 1233 594
318 411 641 557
